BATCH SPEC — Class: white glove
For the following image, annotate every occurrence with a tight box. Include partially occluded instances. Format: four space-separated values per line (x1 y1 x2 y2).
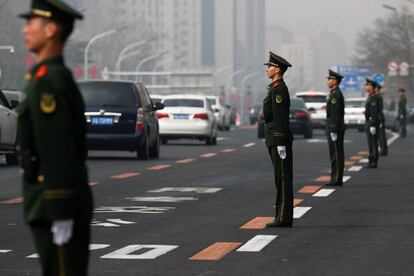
277 146 287 159
51 219 74 246
330 132 337 141
379 123 383 128
370 126 376 135
400 114 404 119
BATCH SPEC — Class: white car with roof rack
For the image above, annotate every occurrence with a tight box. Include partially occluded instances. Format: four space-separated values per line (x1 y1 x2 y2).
295 91 329 129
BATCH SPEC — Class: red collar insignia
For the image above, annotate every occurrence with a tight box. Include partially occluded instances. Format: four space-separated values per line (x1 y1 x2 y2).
273 82 279 88
35 64 48 80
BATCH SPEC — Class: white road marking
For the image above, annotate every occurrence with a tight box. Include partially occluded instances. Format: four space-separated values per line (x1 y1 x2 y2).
101 245 178 260
307 139 353 144
126 196 198 203
148 187 222 194
0 250 11 253
107 219 136 225
90 244 110 250
359 158 369 163
217 137 230 141
27 253 39 258
348 166 362 172
243 143 256 148
94 206 175 214
237 235 278 252
387 132 400 145
313 189 335 197
343 176 351 182
293 207 312 219
91 221 120 227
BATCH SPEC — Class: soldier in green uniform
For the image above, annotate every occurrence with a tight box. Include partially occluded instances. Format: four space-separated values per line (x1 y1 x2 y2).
398 88 407 138
325 70 345 186
17 1 93 275
364 79 381 168
376 84 388 156
263 51 294 228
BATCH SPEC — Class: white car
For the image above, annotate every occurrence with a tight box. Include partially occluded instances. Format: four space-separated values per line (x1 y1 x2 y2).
158 94 218 145
0 89 18 165
295 91 329 129
206 96 231 131
345 97 366 132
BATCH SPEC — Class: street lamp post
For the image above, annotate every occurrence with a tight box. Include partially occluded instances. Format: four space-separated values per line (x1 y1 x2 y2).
115 41 149 72
240 72 259 124
134 50 169 82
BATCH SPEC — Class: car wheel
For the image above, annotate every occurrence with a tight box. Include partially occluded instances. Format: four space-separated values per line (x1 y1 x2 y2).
137 133 150 160
205 135 214 145
5 153 18 165
149 134 160 159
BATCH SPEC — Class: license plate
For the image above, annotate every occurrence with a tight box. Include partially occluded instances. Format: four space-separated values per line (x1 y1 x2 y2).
173 114 189 120
91 117 113 125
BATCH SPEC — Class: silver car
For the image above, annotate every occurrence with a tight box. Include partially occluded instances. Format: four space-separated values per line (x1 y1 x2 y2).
0 89 18 165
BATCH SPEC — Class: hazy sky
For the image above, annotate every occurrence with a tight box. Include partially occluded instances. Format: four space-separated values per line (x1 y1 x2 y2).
266 0 410 59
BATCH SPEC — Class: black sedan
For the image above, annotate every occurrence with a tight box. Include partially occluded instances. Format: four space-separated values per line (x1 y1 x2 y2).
257 98 313 139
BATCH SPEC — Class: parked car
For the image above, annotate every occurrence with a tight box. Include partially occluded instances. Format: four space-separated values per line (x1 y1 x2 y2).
295 91 328 129
257 98 313 139
0 89 18 165
383 100 400 132
345 97 366 132
159 94 218 145
206 95 231 131
78 80 164 160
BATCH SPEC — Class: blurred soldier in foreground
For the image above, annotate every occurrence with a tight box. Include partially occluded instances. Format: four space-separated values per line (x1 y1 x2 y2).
364 79 381 168
376 84 388 156
263 51 294 228
17 0 93 275
325 70 345 186
398 88 407 138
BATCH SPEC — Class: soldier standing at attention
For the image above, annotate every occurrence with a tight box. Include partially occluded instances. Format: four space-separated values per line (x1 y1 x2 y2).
17 0 93 275
364 79 381 168
325 70 345 186
376 84 388 156
263 51 294 228
398 88 407 138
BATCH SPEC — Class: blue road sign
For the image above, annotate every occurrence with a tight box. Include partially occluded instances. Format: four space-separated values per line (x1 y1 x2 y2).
334 65 372 92
373 73 385 85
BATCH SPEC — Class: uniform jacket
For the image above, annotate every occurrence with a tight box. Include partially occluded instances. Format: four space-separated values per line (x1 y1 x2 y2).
326 87 345 133
398 96 407 117
16 56 93 223
365 94 381 128
263 79 293 147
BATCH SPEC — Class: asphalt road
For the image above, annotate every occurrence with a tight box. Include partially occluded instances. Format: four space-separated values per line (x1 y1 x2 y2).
0 126 412 275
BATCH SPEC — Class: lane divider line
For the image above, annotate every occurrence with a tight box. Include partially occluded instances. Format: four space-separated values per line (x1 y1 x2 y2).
315 176 331 182
176 158 197 164
294 198 304 206
240 217 274 229
0 197 23 205
111 173 141 179
313 189 335 197
298 186 321 194
293 207 312 219
201 153 218 158
237 235 278 252
359 158 369 164
221 148 237 153
89 182 99 187
350 156 363 161
343 176 351 182
348 166 362 172
147 165 171 171
0 250 12 253
243 143 256 148
358 151 369 155
345 160 356 166
189 242 242 261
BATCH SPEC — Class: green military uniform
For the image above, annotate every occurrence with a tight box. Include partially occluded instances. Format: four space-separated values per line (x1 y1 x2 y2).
17 1 93 276
377 86 388 155
263 52 294 227
398 93 407 138
365 79 381 168
325 70 345 186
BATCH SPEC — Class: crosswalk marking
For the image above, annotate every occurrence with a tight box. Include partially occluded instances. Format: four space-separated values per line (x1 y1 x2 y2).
293 207 312 219
237 235 278 252
313 189 335 197
148 187 222 194
348 166 362 172
243 143 256 148
101 245 178 260
126 196 198 203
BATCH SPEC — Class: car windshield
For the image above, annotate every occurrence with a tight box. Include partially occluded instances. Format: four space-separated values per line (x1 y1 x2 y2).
297 95 326 103
291 99 305 109
345 101 365 108
79 82 138 108
207 98 217 105
163 99 204 108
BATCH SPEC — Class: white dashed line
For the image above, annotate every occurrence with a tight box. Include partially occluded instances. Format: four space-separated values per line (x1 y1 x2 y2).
293 207 312 219
243 143 256 148
313 189 335 197
106 219 136 225
348 166 363 172
148 187 222 194
343 176 351 182
387 132 400 145
126 196 198 203
359 158 369 164
0 250 11 253
237 235 278 252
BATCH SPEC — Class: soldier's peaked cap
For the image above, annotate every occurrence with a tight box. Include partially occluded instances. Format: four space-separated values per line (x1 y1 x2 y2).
365 78 377 86
327 69 343 80
264 51 292 68
19 0 83 22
